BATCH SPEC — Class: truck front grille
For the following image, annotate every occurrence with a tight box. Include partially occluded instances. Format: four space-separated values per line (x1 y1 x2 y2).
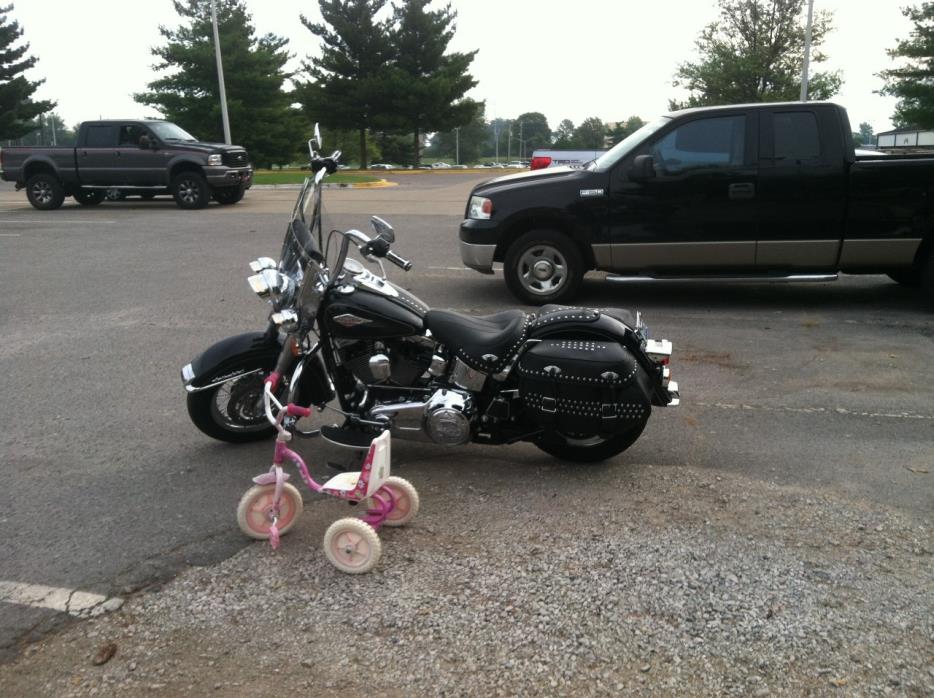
223 150 249 167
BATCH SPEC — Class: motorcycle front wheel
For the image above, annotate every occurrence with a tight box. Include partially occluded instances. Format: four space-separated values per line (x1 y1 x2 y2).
535 417 648 463
187 371 277 443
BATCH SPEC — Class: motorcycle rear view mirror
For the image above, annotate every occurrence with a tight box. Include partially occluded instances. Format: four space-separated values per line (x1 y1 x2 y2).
370 216 395 243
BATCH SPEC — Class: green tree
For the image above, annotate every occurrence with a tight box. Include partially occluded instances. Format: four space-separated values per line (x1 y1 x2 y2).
135 0 302 168
513 111 550 158
852 121 874 146
552 119 575 148
386 0 480 164
880 3 934 128
298 0 394 169
607 115 647 145
672 0 841 109
0 4 54 141
428 101 488 163
572 117 606 149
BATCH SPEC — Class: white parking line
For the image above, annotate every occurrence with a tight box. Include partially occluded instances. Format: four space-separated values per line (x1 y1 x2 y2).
695 401 934 421
0 219 116 225
0 580 123 617
0 233 22 237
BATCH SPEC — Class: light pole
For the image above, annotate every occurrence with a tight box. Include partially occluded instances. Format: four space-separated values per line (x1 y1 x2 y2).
493 122 500 163
455 127 460 165
211 0 232 144
799 0 814 102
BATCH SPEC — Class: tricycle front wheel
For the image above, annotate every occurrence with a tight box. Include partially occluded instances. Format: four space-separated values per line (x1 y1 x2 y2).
237 483 303 540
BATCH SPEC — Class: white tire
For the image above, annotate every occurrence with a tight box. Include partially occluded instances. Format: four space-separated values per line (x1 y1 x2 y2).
323 518 382 574
378 476 420 527
236 483 303 540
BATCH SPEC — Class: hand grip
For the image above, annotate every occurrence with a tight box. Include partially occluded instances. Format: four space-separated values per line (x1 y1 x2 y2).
286 404 312 418
385 250 412 271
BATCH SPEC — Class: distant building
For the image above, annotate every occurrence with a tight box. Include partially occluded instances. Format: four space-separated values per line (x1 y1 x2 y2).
875 128 934 149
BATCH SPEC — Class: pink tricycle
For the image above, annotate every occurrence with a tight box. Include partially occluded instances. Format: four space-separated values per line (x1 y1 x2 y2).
236 372 419 573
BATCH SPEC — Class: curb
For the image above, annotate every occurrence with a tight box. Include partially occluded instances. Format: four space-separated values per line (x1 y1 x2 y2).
251 179 397 191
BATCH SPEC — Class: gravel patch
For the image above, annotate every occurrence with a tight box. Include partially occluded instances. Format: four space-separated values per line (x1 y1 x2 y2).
1 463 931 696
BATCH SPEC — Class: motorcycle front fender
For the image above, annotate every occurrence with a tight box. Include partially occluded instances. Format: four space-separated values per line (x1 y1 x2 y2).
181 331 283 393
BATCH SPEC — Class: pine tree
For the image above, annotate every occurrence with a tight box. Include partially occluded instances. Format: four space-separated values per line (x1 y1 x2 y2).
386 0 479 164
672 0 841 108
135 0 302 168
297 0 394 169
880 3 934 129
0 4 55 141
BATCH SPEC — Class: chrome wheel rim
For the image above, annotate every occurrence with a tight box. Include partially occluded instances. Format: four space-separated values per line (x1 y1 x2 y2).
209 375 269 432
178 179 200 204
518 244 567 295
31 181 53 205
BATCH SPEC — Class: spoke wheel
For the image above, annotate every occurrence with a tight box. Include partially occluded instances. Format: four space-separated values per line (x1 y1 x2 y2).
236 483 303 540
187 372 277 443
323 518 382 574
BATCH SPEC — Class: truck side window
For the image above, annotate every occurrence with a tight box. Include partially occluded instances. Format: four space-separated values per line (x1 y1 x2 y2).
651 116 745 175
85 125 115 148
773 112 820 162
118 125 145 147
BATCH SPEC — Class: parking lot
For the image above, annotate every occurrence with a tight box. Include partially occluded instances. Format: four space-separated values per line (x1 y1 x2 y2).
0 175 932 695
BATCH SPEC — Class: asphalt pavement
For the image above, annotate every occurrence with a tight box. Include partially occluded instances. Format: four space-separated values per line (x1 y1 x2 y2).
0 175 932 662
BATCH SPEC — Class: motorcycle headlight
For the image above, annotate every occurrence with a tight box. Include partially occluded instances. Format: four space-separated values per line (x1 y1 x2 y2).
247 269 296 307
208 153 223 166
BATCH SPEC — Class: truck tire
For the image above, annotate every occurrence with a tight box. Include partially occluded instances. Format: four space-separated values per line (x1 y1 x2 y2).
171 172 210 209
213 186 244 205
25 173 65 210
504 229 584 305
74 189 105 206
922 250 934 307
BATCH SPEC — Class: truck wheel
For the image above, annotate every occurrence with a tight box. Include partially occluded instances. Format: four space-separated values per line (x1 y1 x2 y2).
171 172 209 209
213 186 244 205
922 250 934 307
504 229 584 305
74 190 105 206
25 173 65 210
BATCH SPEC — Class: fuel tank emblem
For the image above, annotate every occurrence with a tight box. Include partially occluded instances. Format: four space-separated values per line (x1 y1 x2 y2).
332 313 372 328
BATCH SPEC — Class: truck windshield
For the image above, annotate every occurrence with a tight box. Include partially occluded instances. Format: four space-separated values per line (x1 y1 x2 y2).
148 122 198 142
589 117 671 171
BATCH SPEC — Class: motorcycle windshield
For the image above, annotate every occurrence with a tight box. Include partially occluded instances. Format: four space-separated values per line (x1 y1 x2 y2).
280 172 324 276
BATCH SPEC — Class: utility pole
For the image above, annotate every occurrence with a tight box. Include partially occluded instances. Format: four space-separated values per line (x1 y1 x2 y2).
211 0 232 144
455 127 460 165
507 125 512 162
799 0 815 102
50 114 57 146
519 121 524 159
493 122 500 162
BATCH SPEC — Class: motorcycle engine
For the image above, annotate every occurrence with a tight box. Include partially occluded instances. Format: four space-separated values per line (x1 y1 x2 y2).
337 337 433 387
424 389 474 445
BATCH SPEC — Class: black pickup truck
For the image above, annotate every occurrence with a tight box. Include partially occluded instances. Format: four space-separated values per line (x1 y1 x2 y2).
460 102 934 305
0 120 252 210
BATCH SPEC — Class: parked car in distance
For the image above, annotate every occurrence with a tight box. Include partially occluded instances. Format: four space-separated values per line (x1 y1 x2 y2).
530 149 607 170
0 120 252 210
369 163 395 170
460 101 934 305
506 161 527 169
451 164 468 169
431 162 452 169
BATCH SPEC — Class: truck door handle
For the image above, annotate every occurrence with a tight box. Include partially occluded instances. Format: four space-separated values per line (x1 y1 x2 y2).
728 182 755 200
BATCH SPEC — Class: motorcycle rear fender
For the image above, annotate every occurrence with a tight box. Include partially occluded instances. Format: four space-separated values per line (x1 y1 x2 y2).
182 331 282 392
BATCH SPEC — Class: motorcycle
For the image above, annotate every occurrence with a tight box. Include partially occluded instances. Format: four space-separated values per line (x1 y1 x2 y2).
180 128 680 462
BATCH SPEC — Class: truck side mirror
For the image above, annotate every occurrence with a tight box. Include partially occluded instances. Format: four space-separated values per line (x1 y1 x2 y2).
629 154 656 181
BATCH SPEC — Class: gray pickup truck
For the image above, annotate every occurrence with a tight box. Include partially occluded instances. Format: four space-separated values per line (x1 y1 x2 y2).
0 120 253 210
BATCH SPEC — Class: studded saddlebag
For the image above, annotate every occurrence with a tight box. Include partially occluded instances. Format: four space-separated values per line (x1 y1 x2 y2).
517 339 654 436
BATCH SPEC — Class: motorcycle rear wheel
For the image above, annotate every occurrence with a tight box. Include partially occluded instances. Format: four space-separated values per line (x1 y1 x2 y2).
187 371 276 443
535 417 648 463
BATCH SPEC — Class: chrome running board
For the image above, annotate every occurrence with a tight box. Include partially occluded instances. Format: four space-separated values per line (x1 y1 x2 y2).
605 273 838 284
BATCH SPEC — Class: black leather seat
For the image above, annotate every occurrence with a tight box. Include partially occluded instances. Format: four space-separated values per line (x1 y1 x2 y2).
424 309 530 372
538 304 638 329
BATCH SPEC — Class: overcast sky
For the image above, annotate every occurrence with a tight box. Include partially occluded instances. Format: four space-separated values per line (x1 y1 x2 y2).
9 0 915 134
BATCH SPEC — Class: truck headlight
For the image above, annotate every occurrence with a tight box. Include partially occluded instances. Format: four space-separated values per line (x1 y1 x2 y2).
468 196 493 220
208 154 223 166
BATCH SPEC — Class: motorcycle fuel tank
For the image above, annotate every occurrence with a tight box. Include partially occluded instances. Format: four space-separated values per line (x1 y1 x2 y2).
324 277 427 339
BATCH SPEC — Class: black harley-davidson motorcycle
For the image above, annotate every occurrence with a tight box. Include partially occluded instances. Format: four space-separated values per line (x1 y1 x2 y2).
180 131 679 462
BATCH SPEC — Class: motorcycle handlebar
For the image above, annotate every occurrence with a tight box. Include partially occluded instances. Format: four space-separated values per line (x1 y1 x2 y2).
385 250 413 271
